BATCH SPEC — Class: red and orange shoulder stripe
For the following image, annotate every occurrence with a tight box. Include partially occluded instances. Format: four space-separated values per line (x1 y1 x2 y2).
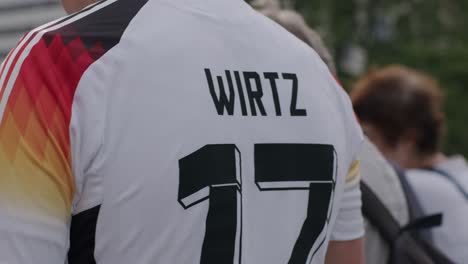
0 0 150 222
0 3 111 222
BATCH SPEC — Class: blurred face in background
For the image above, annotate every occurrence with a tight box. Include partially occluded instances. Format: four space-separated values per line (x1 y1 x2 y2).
61 0 97 14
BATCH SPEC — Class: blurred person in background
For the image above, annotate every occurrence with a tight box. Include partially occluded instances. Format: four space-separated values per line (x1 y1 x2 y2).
254 3 410 263
0 0 366 263
352 65 468 263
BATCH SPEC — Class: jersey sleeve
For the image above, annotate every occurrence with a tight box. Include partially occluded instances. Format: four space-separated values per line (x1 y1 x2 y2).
0 22 105 262
321 65 365 241
0 35 76 263
329 93 365 241
330 160 365 241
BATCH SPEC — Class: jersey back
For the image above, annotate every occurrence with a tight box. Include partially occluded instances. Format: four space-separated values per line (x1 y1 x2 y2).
0 0 363 263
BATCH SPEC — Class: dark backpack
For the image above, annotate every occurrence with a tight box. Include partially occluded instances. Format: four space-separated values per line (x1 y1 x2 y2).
361 182 454 264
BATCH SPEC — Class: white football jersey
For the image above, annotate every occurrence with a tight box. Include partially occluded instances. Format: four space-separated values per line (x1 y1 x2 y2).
0 0 364 263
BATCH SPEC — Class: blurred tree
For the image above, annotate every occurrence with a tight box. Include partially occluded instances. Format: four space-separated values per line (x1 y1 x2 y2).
292 0 468 157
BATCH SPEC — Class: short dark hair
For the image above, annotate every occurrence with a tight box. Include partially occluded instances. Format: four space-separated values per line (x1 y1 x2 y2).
351 65 445 155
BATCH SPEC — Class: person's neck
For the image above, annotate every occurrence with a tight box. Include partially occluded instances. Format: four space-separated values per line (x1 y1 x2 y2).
414 152 447 169
63 0 97 14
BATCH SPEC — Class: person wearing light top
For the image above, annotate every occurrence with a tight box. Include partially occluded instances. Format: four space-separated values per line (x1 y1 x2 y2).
0 0 365 263
352 65 468 263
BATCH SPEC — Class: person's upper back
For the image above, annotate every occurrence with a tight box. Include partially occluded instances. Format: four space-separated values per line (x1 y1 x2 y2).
0 0 363 263
406 156 468 263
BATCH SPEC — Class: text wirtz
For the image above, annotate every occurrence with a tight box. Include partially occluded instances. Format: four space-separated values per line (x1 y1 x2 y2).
205 69 307 117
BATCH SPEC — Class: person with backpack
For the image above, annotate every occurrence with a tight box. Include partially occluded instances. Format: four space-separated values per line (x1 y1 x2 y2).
351 65 468 263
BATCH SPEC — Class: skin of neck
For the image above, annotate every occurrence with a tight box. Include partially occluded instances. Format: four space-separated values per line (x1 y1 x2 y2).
62 0 97 14
385 143 446 169
363 123 446 169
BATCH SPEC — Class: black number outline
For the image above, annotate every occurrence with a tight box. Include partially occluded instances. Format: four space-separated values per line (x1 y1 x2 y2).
254 144 337 263
178 145 243 264
178 144 337 264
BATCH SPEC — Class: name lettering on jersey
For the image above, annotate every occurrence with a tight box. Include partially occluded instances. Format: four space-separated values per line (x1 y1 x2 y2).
205 69 307 117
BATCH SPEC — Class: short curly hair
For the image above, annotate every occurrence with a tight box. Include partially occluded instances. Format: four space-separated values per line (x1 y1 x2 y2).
351 65 445 155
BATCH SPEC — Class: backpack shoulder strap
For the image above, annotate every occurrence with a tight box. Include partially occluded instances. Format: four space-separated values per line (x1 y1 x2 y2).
362 182 453 264
361 181 401 243
392 164 425 220
362 181 443 235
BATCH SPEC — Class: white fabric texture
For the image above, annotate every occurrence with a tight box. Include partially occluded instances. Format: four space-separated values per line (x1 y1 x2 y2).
0 0 364 262
76 0 364 261
406 156 468 264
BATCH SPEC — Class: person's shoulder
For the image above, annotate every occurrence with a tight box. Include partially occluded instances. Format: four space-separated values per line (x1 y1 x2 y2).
0 0 138 140
438 156 468 176
43 0 148 57
406 168 453 194
2 0 151 92
2 0 131 69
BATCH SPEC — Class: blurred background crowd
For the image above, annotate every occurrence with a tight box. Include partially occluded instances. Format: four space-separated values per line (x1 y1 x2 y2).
1 0 467 263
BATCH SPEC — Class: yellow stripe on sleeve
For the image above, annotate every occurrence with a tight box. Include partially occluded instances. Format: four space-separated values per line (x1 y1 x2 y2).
346 160 361 184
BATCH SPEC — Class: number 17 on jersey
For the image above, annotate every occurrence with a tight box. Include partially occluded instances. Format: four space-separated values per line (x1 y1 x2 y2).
178 144 336 264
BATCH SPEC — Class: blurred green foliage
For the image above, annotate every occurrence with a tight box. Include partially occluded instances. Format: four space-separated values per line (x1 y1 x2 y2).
292 0 468 157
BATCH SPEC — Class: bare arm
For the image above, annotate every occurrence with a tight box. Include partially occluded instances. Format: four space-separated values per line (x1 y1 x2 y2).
325 238 365 264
